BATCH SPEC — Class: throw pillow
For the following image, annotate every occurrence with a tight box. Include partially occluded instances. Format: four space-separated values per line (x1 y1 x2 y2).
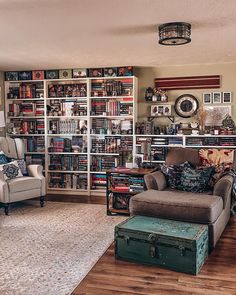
199 149 234 167
0 151 9 165
161 161 191 190
180 165 214 193
0 160 23 180
7 158 28 176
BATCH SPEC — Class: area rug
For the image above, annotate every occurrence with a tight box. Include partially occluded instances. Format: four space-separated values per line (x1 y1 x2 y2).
0 202 126 295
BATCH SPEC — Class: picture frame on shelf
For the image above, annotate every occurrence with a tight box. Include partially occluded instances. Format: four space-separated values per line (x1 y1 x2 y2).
212 92 222 104
203 92 212 104
5 71 18 81
117 66 133 76
32 70 44 80
151 104 172 117
104 67 117 77
88 68 103 77
222 92 232 104
59 69 72 79
45 70 59 80
204 105 232 126
72 68 87 78
18 71 32 80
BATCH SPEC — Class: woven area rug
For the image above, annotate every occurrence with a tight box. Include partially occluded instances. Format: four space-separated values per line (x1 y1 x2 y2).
0 201 126 295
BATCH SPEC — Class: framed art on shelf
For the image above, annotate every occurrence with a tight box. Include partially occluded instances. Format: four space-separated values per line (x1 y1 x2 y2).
18 71 32 80
204 106 232 126
203 93 212 104
32 70 44 80
222 92 232 104
5 71 18 81
88 68 103 77
212 92 222 104
151 104 171 117
45 70 59 80
73 68 87 78
104 67 117 77
59 69 72 79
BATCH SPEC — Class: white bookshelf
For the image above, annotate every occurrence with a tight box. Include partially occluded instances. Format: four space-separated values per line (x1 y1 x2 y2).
5 76 137 197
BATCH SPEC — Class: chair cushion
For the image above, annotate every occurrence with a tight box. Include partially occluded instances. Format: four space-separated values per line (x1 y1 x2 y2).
7 177 41 193
165 147 201 166
130 189 223 224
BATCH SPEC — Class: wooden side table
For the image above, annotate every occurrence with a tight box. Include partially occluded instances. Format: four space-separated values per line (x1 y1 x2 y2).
106 168 154 215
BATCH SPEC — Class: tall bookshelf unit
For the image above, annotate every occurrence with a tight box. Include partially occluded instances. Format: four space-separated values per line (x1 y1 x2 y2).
5 76 138 198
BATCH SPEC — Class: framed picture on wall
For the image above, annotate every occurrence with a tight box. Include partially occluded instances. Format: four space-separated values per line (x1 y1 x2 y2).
212 92 222 104
222 92 232 104
151 104 171 116
204 105 232 126
203 93 212 104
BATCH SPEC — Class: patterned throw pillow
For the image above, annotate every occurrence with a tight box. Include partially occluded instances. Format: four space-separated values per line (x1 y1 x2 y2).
0 160 23 180
161 162 190 190
7 158 28 176
0 151 9 165
199 149 234 167
180 165 214 193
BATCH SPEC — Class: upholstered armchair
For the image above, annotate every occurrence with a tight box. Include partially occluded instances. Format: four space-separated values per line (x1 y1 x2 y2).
0 137 45 215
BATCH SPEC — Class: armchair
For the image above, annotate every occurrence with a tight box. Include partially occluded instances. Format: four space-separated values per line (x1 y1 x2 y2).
0 137 45 215
130 148 234 250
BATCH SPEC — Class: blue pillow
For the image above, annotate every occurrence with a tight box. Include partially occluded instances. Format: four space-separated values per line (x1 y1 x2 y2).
0 151 9 164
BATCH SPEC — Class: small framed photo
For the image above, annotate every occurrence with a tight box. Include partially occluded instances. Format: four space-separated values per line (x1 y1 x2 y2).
222 92 232 104
32 70 44 80
104 67 117 77
18 71 32 80
203 92 212 104
151 104 171 117
73 68 87 78
213 92 222 104
88 68 103 77
59 69 72 79
5 71 18 81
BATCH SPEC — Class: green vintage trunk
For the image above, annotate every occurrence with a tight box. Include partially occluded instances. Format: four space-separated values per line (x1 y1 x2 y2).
115 216 208 275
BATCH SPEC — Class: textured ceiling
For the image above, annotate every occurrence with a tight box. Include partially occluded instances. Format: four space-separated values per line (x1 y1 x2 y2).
0 0 236 70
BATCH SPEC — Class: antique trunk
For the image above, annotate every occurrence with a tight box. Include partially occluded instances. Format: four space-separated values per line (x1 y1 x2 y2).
115 216 208 275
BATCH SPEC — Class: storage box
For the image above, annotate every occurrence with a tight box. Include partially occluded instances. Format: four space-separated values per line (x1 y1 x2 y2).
115 216 208 275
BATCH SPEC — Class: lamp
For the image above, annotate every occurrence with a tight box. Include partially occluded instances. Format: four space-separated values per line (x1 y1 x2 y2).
0 111 5 128
158 22 191 46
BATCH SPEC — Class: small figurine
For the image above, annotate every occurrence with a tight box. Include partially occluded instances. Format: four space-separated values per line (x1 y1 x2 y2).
145 87 154 101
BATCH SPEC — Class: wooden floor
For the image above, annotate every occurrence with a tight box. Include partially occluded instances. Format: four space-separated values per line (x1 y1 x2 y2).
72 217 236 295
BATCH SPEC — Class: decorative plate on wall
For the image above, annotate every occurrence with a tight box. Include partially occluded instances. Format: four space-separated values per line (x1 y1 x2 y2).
174 94 199 118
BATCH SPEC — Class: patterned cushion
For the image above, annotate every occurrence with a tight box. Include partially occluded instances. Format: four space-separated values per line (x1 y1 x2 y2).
160 162 190 190
199 149 234 166
180 165 214 193
7 158 28 176
0 151 9 165
0 160 23 180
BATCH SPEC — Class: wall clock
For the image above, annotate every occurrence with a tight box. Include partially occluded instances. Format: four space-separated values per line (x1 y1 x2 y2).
174 94 199 118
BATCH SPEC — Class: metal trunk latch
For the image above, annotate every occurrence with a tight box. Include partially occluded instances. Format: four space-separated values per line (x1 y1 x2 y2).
179 245 186 256
148 234 157 258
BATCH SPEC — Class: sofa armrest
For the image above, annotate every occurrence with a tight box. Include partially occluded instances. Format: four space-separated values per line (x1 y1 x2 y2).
27 165 46 196
213 174 234 208
0 171 9 203
144 171 167 191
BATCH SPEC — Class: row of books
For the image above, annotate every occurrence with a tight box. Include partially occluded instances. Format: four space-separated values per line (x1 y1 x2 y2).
91 173 107 190
91 155 118 172
136 137 183 146
49 155 88 171
23 137 45 152
48 83 87 98
48 137 86 153
8 119 45 134
47 100 87 116
7 82 44 99
91 79 133 97
91 137 133 153
109 175 145 193
91 98 133 116
8 101 44 117
91 118 133 135
48 173 87 189
186 137 236 146
25 155 45 168
48 119 87 134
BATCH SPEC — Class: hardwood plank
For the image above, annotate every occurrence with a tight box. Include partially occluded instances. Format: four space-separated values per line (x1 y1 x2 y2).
72 217 236 295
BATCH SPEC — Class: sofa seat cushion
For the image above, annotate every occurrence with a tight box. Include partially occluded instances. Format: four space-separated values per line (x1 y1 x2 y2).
129 189 223 224
7 177 41 193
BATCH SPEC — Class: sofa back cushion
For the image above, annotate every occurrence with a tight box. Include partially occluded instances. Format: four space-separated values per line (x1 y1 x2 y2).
166 147 201 166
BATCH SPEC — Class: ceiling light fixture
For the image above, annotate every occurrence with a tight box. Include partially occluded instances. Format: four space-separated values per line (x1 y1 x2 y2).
158 22 191 46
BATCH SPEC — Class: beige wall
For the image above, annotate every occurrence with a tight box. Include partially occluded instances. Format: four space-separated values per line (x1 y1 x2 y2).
135 63 236 126
0 72 4 111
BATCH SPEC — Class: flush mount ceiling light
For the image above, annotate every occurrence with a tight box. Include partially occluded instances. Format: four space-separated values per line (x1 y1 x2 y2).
158 22 191 46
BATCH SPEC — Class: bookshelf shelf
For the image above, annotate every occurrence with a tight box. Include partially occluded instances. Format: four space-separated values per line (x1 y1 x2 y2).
47 170 88 173
46 97 88 100
46 116 88 119
7 98 45 101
